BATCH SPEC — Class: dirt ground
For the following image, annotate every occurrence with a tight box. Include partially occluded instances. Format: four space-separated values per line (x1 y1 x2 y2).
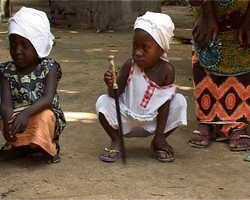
1 6 250 200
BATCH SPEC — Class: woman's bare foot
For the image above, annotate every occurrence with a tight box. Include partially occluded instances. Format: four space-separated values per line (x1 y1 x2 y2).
229 129 250 151
189 124 213 148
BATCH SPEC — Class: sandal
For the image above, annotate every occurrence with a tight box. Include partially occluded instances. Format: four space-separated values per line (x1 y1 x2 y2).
100 148 121 163
155 150 174 163
243 147 250 162
189 130 211 148
229 131 250 151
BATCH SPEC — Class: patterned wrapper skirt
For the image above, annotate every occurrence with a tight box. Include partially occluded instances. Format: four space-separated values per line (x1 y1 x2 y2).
192 54 250 138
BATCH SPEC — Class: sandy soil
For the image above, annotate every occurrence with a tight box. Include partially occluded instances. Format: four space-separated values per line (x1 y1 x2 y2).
0 6 250 200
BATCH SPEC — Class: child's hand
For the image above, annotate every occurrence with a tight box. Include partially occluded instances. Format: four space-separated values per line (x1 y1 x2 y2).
104 69 117 89
3 122 17 142
8 112 29 136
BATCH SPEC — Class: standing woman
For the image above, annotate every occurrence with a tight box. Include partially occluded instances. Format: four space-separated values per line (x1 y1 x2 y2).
188 0 250 151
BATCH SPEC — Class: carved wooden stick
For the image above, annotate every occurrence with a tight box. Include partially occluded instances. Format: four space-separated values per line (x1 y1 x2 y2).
107 55 126 164
107 55 118 90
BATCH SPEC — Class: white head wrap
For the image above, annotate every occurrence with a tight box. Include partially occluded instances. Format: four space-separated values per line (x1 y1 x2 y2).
8 6 55 58
134 11 175 62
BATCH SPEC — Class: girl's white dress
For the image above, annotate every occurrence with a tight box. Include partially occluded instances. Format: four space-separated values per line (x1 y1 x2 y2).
96 61 187 137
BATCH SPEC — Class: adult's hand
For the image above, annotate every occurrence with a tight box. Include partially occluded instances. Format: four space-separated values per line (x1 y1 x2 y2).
238 3 250 47
192 1 219 49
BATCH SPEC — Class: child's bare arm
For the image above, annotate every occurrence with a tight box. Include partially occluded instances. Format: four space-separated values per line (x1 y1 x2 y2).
155 100 171 137
116 58 132 95
0 74 14 121
164 62 175 86
104 58 132 97
151 62 176 153
0 73 15 141
151 100 174 154
104 69 116 97
153 63 174 145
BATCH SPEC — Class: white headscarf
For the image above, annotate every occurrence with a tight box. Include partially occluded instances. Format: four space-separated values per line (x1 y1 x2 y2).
134 11 175 62
8 6 55 58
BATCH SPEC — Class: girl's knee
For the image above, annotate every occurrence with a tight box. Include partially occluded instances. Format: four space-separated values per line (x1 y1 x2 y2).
174 93 187 109
96 94 114 111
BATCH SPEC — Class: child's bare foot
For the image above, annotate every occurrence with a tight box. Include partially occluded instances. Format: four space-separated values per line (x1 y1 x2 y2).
151 139 174 163
189 124 213 148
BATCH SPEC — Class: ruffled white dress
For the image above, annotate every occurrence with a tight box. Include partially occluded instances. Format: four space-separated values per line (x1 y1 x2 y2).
96 61 187 137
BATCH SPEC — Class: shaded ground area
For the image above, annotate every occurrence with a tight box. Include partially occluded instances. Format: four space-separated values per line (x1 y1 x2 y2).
0 6 250 200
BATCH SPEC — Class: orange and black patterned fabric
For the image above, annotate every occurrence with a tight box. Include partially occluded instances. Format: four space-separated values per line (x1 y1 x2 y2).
193 54 250 137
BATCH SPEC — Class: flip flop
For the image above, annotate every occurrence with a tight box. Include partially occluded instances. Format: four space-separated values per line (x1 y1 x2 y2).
100 148 121 162
189 130 211 148
229 134 250 151
155 150 174 163
243 147 250 162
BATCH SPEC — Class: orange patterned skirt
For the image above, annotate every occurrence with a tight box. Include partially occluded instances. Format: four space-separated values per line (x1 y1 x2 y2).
192 54 250 138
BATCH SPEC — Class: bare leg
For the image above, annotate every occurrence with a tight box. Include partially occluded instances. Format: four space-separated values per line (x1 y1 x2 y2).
99 113 121 150
99 113 123 162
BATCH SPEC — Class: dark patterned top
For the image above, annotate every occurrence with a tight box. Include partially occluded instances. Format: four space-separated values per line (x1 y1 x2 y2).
190 0 250 75
0 58 66 135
